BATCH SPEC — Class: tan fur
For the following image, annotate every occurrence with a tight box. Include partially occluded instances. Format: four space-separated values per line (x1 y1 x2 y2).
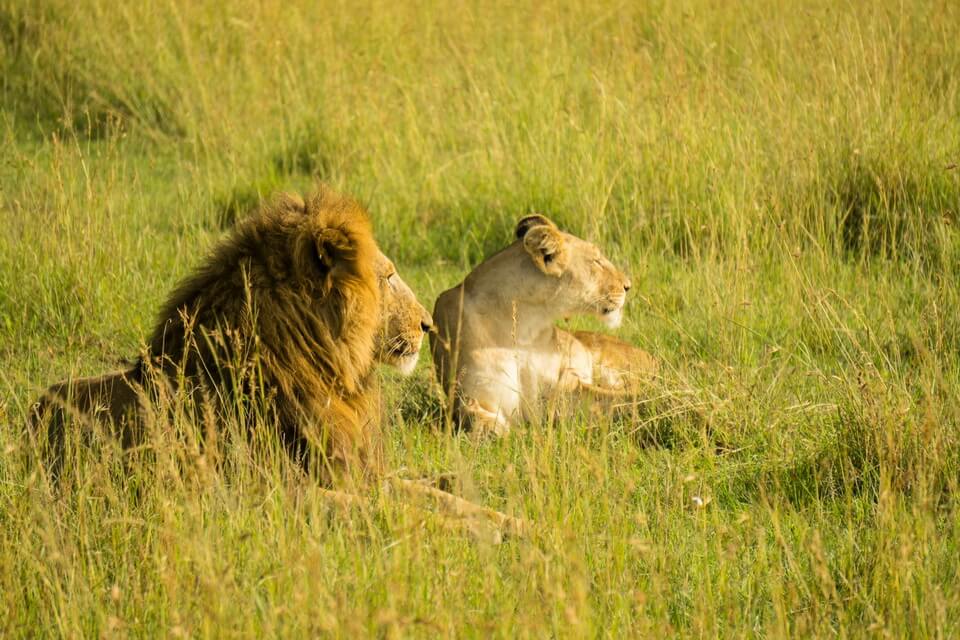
566 330 659 392
430 214 656 435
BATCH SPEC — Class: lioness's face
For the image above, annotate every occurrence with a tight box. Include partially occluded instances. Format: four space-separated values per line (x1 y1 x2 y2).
517 214 632 329
374 252 434 375
563 236 632 328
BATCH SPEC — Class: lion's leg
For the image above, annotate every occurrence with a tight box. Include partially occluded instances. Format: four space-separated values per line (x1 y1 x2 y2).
28 394 70 481
28 370 144 483
317 487 369 509
387 478 529 538
317 484 522 542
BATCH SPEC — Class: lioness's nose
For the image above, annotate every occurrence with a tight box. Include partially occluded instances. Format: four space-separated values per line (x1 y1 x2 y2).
623 278 632 293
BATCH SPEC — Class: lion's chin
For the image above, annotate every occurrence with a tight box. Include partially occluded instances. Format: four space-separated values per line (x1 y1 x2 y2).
600 307 623 329
394 352 420 376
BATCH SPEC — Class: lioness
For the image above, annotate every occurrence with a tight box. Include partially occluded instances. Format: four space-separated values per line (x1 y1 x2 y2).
430 214 657 435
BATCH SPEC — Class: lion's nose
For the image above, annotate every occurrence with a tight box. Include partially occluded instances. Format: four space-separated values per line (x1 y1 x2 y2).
420 312 435 333
623 279 632 293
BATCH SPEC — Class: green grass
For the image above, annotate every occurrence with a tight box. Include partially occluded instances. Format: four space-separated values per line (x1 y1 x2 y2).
2 0 960 636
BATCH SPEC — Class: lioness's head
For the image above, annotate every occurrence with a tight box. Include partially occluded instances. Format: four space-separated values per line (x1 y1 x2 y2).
374 252 434 375
515 214 631 328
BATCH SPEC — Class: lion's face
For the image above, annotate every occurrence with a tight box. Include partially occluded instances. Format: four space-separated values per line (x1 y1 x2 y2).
374 252 434 375
515 214 632 329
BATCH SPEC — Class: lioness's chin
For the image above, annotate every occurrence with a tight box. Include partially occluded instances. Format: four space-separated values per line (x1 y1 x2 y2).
600 308 623 329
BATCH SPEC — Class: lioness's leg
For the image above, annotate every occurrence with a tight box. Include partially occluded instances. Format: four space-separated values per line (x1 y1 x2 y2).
458 399 512 437
575 381 638 399
571 330 659 391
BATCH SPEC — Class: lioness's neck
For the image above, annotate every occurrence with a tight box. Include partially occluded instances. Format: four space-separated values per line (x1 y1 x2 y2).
460 244 570 346
462 290 558 346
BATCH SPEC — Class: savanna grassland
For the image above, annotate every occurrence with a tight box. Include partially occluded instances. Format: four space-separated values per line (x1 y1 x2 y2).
2 0 960 636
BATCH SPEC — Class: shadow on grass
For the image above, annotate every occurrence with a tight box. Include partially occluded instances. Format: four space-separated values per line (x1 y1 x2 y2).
213 121 335 229
1 5 184 140
724 398 959 510
388 367 720 457
820 150 958 263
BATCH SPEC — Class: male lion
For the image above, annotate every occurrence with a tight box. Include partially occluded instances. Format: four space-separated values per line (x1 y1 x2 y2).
430 214 658 436
32 251 431 482
33 190 397 479
31 188 526 538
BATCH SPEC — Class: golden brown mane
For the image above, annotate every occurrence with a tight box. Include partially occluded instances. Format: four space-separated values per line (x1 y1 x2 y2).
144 188 383 480
34 188 386 483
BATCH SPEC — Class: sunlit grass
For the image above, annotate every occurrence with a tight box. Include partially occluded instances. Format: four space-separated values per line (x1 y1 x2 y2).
1 0 959 636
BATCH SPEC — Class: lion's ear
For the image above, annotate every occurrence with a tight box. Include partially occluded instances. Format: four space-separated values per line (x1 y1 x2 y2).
515 214 557 240
295 227 355 288
316 228 354 271
522 224 567 277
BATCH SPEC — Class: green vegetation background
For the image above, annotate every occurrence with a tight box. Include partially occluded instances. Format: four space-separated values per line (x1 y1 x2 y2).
1 0 959 636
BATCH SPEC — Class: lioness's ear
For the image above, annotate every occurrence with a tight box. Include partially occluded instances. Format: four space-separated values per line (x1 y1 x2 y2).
515 214 557 240
522 224 567 276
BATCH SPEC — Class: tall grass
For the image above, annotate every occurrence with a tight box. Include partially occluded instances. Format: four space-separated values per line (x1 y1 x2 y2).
1 0 959 636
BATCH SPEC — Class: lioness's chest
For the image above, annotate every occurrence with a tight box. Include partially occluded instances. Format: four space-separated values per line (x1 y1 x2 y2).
467 340 592 420
471 346 563 398
516 348 564 395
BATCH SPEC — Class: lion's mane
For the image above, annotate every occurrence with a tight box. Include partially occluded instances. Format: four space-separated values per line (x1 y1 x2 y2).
36 188 385 482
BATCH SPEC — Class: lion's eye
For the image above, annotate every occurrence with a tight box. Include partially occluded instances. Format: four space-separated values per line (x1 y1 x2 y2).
386 273 398 289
